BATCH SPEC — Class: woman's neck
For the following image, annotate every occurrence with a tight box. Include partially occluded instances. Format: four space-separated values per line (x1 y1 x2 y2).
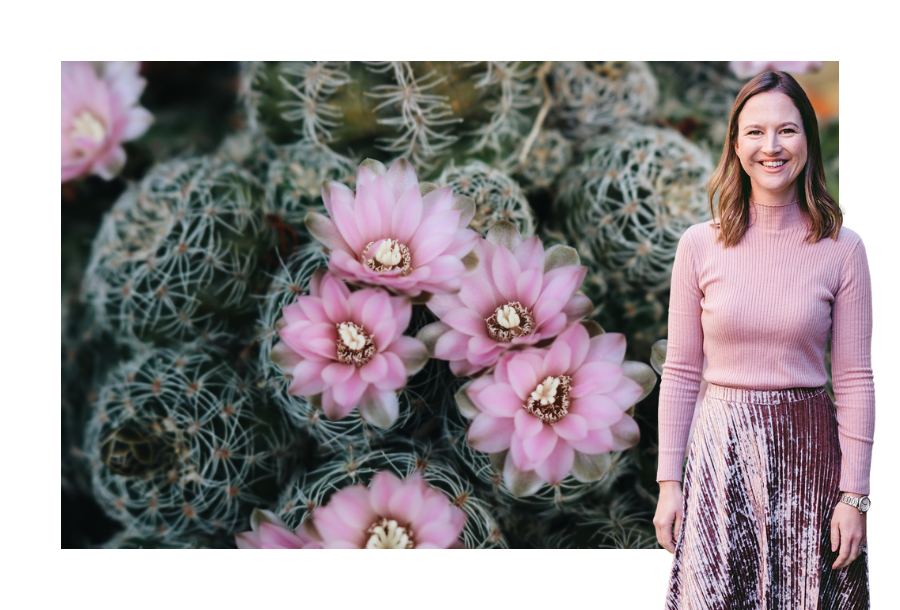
748 185 800 207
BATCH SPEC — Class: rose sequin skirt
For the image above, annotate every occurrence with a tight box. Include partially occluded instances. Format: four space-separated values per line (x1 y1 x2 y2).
665 383 870 609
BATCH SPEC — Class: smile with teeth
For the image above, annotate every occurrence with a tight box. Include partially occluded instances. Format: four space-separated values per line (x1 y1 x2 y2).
761 160 786 167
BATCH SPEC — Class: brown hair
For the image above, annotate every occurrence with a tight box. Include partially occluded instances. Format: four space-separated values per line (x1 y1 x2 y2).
705 70 840 247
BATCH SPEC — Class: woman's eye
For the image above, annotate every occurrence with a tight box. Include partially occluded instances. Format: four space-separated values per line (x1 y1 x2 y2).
747 130 762 135
782 128 797 134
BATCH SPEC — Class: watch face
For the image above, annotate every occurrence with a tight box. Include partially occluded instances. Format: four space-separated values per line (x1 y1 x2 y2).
860 497 871 512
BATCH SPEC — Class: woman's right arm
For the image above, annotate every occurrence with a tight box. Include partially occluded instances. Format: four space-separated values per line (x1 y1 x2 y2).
654 227 706 552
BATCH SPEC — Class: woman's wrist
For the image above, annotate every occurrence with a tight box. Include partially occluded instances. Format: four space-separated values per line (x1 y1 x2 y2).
841 491 865 498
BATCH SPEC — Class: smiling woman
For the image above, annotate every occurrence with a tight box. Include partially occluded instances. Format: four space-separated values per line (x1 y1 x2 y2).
655 71 873 609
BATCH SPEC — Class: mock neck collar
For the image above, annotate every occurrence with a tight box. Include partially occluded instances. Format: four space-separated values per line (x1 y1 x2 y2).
748 197 807 233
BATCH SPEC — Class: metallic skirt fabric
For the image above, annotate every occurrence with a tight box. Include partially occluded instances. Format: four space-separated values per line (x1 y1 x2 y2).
665 383 870 609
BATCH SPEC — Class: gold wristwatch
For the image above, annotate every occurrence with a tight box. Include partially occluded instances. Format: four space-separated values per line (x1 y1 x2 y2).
840 493 871 514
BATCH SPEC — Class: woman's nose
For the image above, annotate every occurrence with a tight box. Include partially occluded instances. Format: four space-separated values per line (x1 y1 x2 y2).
762 132 782 155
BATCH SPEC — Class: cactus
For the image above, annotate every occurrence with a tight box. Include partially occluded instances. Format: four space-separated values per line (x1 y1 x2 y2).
548 61 659 139
85 344 301 540
436 160 536 238
82 154 270 347
274 442 507 548
555 121 713 294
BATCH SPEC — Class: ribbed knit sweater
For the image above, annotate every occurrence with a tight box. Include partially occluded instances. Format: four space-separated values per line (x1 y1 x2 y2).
656 198 875 495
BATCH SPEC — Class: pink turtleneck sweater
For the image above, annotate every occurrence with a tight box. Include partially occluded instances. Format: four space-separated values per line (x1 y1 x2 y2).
656 198 875 495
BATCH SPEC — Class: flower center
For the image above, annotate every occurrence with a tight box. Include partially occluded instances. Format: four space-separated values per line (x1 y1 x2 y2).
524 375 572 424
485 301 536 342
70 111 107 147
335 321 376 366
365 518 415 549
362 238 412 276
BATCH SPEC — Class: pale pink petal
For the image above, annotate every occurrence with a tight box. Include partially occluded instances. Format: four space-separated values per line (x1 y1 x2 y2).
555 323 591 371
369 471 404 516
609 414 640 450
569 394 626 428
513 235 545 272
387 477 425 525
288 360 329 396
536 312 569 339
420 185 454 216
257 522 307 549
421 255 466 285
605 375 644 409
521 423 557 465
563 294 593 323
435 329 470 361
320 274 351 321
571 361 622 397
550 413 588 441
388 336 429 374
306 212 354 256
585 332 627 365
467 412 515 453
374 351 408 391
491 243 522 302
442 307 488 338
544 339 571 377
358 388 400 428
515 268 543 309
508 432 535 471
411 232 454 267
332 370 368 408
468 334 499 356
407 209 462 253
567 427 614 454
355 176 390 243
416 519 465 548
473 383 523 418
539 265 587 304
386 158 419 202
296 296 331 324
391 186 425 245
534 298 565 327
322 388 357 421
514 408 544 439
359 353 388 383
507 358 538 400
321 362 356 385
534 441 575 485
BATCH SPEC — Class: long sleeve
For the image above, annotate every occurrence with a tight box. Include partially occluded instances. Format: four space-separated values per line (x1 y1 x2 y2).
657 227 705 483
831 238 876 495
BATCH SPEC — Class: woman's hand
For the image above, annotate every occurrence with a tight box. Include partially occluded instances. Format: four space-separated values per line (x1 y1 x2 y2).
654 480 684 553
831 492 868 570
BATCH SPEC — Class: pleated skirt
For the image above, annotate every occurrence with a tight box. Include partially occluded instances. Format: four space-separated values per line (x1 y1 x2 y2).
665 383 870 610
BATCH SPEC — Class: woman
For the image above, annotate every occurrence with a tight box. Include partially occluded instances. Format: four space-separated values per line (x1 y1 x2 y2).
654 70 873 609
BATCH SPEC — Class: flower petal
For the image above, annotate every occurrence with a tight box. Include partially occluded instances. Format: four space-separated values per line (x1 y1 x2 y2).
357 388 399 429
521 423 557 465
551 412 588 441
534 440 575 485
467 412 515 453
514 408 544 439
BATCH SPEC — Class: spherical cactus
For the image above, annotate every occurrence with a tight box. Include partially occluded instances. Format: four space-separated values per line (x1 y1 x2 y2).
264 141 357 227
86 344 301 540
82 154 270 347
649 61 745 154
436 161 535 238
548 61 659 139
554 122 713 293
273 443 507 548
259 241 435 450
513 128 573 191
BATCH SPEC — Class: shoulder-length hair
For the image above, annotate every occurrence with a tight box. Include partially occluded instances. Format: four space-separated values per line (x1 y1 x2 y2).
705 70 841 247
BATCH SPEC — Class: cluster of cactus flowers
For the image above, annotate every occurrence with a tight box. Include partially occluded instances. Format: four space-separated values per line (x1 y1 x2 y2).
65 61 778 549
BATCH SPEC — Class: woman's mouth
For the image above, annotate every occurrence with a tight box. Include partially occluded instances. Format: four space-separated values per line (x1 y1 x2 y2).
759 160 787 172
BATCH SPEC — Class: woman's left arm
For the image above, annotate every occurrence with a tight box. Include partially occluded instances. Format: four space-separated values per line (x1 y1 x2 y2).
830 236 875 569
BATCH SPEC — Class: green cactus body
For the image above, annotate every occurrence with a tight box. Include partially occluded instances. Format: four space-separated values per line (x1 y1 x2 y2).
548 61 659 139
82 155 270 347
275 443 507 549
555 122 713 294
259 242 439 450
86 345 300 540
436 161 535 239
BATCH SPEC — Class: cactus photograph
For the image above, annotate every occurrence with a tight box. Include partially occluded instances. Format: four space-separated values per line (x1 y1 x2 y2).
62 61 839 550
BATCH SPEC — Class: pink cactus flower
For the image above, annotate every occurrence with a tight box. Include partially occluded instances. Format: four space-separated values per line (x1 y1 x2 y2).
313 471 466 549
61 61 154 182
304 157 480 300
270 269 429 428
235 509 323 549
729 61 824 79
417 220 591 377
461 322 642 496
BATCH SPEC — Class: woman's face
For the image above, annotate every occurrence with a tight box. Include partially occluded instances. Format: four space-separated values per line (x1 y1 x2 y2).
734 91 808 201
